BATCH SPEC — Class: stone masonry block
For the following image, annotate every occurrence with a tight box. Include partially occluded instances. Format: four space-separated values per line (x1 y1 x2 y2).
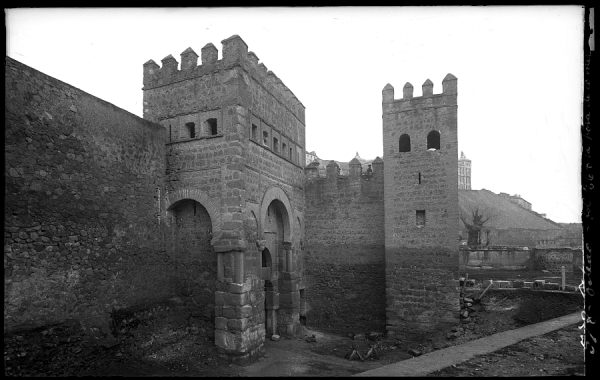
215 291 227 306
215 329 244 352
222 305 252 319
227 317 249 332
226 292 249 306
228 281 253 294
215 317 228 330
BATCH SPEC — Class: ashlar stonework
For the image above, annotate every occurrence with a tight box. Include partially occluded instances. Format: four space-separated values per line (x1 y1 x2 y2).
4 34 460 361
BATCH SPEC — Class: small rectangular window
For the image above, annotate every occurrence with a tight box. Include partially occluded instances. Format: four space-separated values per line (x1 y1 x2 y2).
263 131 269 146
273 137 279 153
186 122 196 139
206 118 218 135
251 124 258 140
416 210 426 227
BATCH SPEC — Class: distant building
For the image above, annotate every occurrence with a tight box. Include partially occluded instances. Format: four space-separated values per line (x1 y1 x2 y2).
499 192 532 211
458 151 471 190
305 150 319 166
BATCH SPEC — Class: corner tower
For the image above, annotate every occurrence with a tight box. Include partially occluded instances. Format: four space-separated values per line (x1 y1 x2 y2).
143 35 306 362
381 75 459 341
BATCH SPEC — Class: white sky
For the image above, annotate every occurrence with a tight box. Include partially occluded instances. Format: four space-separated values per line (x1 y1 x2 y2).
6 6 584 223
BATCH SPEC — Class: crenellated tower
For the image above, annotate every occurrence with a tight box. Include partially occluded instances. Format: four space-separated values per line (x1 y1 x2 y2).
381 75 459 342
143 35 306 362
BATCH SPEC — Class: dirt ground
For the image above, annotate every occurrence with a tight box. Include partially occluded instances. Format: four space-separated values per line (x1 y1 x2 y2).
429 323 585 376
4 289 584 377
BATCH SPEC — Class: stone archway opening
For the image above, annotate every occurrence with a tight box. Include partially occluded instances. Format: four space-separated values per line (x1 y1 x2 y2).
263 199 289 272
166 199 216 322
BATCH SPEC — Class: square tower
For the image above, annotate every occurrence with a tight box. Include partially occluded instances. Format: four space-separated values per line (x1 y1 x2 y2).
381 75 459 342
143 35 306 362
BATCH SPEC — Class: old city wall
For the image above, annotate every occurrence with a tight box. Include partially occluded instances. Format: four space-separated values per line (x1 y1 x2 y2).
304 166 386 334
4 57 168 332
381 77 460 342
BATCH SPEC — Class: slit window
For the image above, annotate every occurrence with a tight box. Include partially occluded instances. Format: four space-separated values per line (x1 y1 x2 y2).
416 210 426 227
206 118 218 135
282 142 287 157
251 124 258 140
427 130 441 150
186 122 196 139
399 134 411 152
418 172 422 184
273 137 279 153
263 131 269 146
289 147 293 160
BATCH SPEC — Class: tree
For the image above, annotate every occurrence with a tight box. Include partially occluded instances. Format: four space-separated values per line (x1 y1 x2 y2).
460 207 493 247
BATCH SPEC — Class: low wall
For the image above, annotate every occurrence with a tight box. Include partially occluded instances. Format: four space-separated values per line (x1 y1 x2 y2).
460 247 533 270
534 247 582 274
460 246 582 273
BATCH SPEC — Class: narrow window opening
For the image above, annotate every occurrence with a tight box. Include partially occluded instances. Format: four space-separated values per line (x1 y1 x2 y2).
418 172 422 184
251 124 258 140
169 125 172 142
399 134 411 152
289 147 293 160
273 137 279 153
427 130 441 150
186 122 196 139
206 118 218 135
282 142 287 157
262 249 272 268
416 210 426 227
263 131 269 146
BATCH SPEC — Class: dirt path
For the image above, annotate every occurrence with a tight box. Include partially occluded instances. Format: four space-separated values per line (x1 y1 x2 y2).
430 323 585 376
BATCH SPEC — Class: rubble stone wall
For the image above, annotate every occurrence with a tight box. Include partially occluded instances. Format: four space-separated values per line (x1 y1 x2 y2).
304 171 386 334
381 77 460 342
534 248 582 273
4 57 168 332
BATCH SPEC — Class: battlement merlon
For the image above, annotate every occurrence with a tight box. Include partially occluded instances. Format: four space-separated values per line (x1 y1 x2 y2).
382 74 457 112
142 35 305 124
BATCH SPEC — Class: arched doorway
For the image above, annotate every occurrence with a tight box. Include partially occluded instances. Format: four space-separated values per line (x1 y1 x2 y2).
166 199 216 321
263 200 289 272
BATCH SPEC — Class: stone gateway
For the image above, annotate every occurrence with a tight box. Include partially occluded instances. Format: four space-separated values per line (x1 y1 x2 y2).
4 34 459 361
